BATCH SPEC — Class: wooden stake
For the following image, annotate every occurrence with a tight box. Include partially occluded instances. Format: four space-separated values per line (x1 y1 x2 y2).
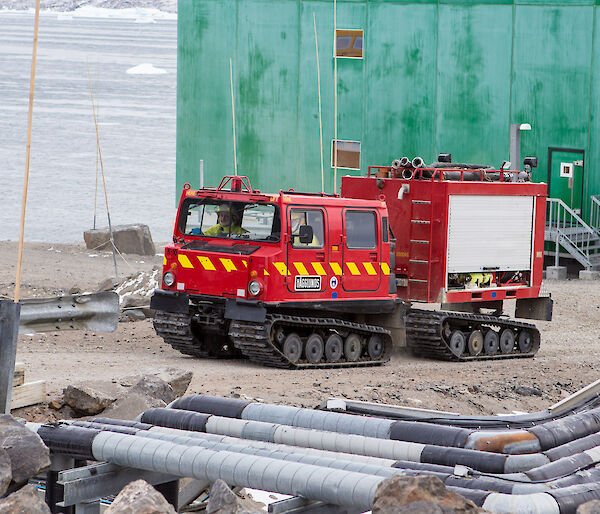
333 0 338 192
313 12 324 193
230 58 238 176
14 0 41 303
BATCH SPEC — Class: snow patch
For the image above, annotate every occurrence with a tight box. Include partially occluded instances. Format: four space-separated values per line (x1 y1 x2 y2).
126 63 167 75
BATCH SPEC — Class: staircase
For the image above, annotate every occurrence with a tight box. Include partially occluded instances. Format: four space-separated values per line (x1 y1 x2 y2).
545 198 600 270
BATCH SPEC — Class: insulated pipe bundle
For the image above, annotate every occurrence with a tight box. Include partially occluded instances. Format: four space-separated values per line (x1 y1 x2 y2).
169 395 600 457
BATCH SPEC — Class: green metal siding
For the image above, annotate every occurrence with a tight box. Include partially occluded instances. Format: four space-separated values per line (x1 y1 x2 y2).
177 0 599 218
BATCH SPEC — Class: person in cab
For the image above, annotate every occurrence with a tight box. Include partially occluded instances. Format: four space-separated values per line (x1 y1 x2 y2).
205 205 248 237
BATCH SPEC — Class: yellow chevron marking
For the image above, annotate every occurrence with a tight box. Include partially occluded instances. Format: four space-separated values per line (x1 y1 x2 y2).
274 262 289 275
178 254 194 268
242 260 248 268
347 262 361 275
294 262 309 275
163 256 167 266
220 258 237 272
363 262 377 275
330 262 342 275
197 255 216 271
381 263 391 275
311 262 327 275
264 269 270 276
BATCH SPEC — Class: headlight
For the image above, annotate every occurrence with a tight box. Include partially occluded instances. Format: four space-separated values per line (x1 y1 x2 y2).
163 271 176 287
248 280 262 296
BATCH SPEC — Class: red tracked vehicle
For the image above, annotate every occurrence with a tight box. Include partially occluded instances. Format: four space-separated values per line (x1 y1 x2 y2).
151 158 552 368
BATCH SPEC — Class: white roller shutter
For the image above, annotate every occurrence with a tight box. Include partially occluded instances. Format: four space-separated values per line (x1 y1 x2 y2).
446 195 534 273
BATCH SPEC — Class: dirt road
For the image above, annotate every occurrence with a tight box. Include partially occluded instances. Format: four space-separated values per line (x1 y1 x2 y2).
3 241 599 417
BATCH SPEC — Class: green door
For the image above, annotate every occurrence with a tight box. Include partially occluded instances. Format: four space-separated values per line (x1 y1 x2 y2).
548 149 585 215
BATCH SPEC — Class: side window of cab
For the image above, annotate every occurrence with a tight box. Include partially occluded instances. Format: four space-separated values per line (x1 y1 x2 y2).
290 209 324 248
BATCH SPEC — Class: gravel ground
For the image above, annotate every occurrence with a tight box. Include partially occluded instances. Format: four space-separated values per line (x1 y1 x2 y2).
3 241 599 419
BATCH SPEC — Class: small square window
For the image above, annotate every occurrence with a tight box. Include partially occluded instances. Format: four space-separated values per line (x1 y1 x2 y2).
331 140 361 170
335 29 363 59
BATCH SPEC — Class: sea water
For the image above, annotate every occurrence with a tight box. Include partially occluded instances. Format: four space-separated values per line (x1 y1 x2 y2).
0 9 177 243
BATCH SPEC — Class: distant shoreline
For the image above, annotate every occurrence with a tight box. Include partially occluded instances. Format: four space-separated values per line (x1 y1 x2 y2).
0 1 176 15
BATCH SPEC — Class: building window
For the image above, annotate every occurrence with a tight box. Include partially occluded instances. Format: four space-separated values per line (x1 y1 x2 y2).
335 29 363 59
331 140 361 170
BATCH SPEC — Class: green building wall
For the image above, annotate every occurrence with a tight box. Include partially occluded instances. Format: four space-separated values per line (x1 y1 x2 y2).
177 0 600 219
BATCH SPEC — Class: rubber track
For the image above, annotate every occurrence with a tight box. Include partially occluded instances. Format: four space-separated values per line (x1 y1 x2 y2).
153 311 211 358
229 314 392 369
405 309 540 361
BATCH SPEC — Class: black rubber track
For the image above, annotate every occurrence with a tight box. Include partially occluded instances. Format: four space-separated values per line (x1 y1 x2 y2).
229 313 392 369
405 309 540 361
153 310 213 358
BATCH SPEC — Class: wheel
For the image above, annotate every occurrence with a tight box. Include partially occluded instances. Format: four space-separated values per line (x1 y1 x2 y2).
499 329 515 354
467 330 483 356
484 330 499 355
448 330 466 357
367 335 385 360
518 330 533 353
282 333 303 364
305 334 324 364
325 334 343 362
344 333 362 362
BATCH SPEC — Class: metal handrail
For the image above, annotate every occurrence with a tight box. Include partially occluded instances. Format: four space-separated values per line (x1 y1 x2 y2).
546 198 599 268
590 195 600 234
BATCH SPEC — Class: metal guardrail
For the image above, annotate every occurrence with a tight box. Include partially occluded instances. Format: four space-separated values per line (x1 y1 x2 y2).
546 198 600 269
591 195 600 235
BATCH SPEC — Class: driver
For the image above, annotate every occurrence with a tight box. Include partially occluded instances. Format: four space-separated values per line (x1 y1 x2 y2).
291 210 319 246
205 204 248 237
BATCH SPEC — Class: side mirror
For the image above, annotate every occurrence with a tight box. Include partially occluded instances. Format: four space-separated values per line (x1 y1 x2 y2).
298 225 313 244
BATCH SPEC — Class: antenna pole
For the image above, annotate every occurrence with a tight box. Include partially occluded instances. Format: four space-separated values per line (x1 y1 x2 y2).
313 12 324 193
15 0 41 303
230 58 238 176
333 0 338 192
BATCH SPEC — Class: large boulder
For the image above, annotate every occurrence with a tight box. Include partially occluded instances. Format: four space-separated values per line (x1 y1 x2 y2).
0 415 50 484
105 479 176 514
101 394 166 421
166 371 193 397
373 476 483 514
0 447 11 496
84 224 156 256
206 480 265 514
129 376 176 405
0 484 51 513
63 384 117 415
578 500 600 514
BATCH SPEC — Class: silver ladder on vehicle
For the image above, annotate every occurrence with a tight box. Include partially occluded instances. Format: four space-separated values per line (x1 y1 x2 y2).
545 197 600 270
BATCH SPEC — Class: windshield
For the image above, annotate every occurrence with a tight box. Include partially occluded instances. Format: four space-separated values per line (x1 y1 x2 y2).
179 199 280 242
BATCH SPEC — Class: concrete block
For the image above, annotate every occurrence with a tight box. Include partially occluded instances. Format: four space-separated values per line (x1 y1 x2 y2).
546 266 567 280
84 224 156 255
579 270 600 280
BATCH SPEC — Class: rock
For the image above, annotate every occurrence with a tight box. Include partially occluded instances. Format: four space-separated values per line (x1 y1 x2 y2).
68 285 81 294
0 484 51 513
372 476 483 514
97 277 119 292
101 393 166 421
0 447 11 496
0 415 50 483
124 309 146 321
166 371 193 397
514 385 542 397
207 480 265 514
48 398 65 410
130 376 176 404
578 500 600 514
122 294 149 308
105 479 176 514
63 384 116 415
84 224 156 256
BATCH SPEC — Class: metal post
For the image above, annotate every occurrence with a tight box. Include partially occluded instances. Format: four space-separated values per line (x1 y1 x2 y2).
509 124 521 171
46 454 75 514
555 206 561 267
199 159 204 189
155 479 179 510
0 301 21 414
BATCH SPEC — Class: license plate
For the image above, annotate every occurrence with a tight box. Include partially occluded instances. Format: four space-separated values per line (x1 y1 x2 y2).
294 275 321 291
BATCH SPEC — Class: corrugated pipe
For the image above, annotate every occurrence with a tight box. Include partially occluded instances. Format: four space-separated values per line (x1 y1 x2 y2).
31 423 600 513
170 396 600 456
78 419 600 497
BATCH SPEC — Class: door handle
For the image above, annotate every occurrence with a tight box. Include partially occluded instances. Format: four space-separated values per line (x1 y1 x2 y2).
369 252 378 262
316 252 326 262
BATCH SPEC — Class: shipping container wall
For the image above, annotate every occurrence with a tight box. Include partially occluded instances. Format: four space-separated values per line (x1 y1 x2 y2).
177 0 598 216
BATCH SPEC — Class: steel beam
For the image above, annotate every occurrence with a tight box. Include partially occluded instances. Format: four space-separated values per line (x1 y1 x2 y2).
269 496 362 514
0 300 20 414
